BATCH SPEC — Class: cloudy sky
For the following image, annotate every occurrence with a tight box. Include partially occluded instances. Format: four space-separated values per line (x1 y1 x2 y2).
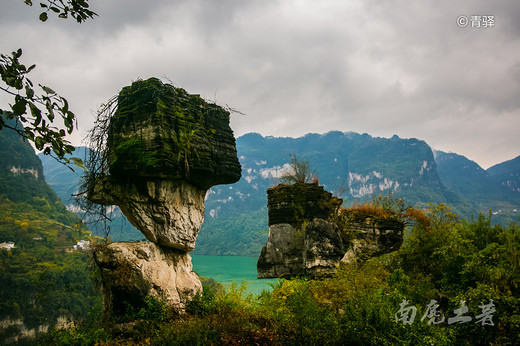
1 0 519 169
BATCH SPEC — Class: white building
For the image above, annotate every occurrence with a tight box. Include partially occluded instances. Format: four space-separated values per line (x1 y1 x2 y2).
74 240 90 251
0 242 15 251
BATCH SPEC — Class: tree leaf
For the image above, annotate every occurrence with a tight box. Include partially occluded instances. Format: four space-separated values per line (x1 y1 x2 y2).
11 96 27 116
70 157 88 171
28 102 42 126
41 85 55 94
25 85 34 99
39 12 48 22
77 0 89 8
34 136 45 150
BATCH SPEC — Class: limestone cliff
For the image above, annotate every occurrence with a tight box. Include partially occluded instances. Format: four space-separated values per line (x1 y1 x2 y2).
257 183 404 279
257 183 345 279
341 216 404 264
93 242 201 322
85 78 241 318
89 179 206 251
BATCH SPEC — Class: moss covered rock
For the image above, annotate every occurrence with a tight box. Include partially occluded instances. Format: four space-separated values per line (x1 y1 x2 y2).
106 77 241 189
258 183 345 279
258 183 404 279
266 183 342 226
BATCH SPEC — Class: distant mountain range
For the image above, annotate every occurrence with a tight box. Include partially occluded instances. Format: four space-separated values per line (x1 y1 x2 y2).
37 131 520 257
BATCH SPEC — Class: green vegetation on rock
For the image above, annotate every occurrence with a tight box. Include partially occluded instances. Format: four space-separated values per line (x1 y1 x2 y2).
100 77 241 189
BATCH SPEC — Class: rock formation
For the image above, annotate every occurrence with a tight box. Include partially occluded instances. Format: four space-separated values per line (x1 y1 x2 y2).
257 183 345 278
87 78 241 320
257 183 404 279
341 216 404 264
93 242 201 321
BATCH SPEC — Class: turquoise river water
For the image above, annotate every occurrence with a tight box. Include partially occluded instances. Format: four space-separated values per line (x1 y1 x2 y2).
191 255 278 294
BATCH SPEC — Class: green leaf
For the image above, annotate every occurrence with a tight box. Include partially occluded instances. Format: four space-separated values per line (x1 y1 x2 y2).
25 130 35 141
25 85 34 99
39 12 48 22
41 85 55 94
14 78 23 90
77 0 89 8
70 157 88 171
61 97 69 114
64 117 73 133
45 100 55 121
11 96 27 116
28 102 42 126
34 136 45 150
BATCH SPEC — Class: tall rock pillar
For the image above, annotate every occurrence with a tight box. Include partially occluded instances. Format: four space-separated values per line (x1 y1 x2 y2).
85 78 241 320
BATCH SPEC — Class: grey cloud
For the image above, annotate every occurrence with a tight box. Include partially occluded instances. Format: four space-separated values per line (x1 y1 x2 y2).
1 0 519 169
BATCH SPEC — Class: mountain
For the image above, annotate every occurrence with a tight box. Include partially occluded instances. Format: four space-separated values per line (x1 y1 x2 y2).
38 148 144 242
196 131 471 256
434 151 496 200
38 131 520 257
488 155 520 195
0 122 99 341
434 151 520 224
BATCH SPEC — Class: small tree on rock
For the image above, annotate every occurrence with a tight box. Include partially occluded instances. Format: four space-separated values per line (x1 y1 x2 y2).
279 154 315 184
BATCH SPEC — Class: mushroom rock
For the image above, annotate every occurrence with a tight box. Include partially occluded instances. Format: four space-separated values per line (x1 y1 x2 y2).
87 77 241 316
88 77 241 250
89 179 205 251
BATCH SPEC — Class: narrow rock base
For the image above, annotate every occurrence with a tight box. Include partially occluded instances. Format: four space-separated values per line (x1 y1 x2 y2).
93 241 202 322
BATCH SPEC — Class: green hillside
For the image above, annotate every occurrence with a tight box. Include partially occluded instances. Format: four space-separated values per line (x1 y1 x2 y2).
0 123 100 342
38 147 145 242
488 155 520 196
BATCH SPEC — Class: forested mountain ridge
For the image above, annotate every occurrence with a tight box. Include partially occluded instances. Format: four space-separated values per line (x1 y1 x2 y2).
435 150 520 223
38 131 520 257
488 155 520 194
0 124 99 343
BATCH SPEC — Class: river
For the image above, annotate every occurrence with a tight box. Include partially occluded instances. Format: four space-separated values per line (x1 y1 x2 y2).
191 255 277 294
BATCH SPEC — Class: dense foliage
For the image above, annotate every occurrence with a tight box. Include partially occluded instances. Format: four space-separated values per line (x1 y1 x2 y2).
0 125 100 343
41 206 520 345
0 197 100 343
